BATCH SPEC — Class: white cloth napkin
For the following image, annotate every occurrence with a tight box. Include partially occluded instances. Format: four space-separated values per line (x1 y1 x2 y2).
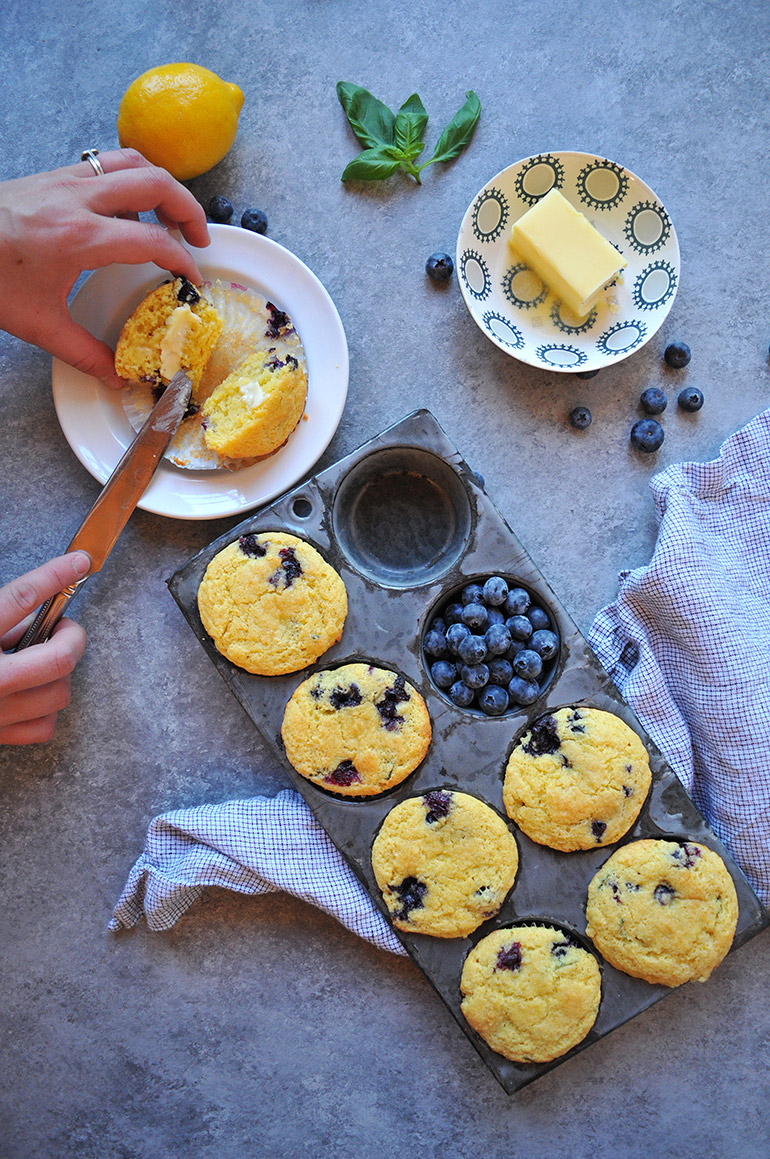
111 408 770 942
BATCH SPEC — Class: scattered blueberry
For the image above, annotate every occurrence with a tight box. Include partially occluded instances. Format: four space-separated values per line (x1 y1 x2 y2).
569 406 592 430
241 208 268 234
507 676 540 705
426 252 454 282
640 387 667 415
477 684 509 715
448 680 475 707
630 418 665 453
512 649 543 680
473 470 486 489
664 341 691 368
430 660 457 689
677 386 704 412
575 368 600 379
207 195 234 223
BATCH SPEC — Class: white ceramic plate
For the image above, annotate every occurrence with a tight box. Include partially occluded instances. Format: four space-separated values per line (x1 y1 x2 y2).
52 225 349 519
456 151 680 372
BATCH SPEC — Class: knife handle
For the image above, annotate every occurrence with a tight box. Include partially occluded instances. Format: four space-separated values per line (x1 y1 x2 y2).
14 578 88 651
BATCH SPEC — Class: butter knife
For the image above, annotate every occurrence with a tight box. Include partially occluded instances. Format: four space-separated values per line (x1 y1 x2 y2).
15 370 192 650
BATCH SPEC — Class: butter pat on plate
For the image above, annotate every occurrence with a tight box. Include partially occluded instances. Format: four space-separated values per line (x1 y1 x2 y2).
510 188 627 318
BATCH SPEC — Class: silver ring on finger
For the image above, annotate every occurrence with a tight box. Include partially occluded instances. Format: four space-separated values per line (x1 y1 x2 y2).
80 148 105 177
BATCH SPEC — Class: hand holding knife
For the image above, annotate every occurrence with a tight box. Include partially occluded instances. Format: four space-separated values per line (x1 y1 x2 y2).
15 371 192 650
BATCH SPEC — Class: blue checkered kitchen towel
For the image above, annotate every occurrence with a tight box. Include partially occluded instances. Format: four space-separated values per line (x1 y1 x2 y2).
111 409 770 945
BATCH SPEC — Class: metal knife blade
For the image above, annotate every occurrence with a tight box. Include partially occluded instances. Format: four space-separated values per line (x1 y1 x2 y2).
15 370 192 649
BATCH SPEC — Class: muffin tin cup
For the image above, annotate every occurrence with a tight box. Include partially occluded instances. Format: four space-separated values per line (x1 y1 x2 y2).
168 408 768 1094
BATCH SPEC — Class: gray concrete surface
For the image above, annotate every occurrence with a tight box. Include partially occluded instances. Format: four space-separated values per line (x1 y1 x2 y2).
1 1 769 1156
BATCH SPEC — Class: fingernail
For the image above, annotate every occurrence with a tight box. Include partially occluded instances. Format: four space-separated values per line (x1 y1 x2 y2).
71 551 92 577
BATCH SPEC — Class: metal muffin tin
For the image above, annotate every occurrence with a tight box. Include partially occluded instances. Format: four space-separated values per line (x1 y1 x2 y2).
168 409 769 1094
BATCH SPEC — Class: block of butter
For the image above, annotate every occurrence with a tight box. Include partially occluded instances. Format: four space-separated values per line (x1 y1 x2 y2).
510 188 626 318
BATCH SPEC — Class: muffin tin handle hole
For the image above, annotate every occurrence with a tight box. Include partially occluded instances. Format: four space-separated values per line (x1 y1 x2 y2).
291 495 313 519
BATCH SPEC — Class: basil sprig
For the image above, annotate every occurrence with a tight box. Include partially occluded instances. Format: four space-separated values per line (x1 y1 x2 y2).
336 83 481 184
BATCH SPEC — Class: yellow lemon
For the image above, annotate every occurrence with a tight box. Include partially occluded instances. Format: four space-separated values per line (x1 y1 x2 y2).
117 62 244 181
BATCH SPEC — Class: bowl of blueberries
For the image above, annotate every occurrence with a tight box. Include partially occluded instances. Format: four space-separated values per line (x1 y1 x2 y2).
423 574 560 717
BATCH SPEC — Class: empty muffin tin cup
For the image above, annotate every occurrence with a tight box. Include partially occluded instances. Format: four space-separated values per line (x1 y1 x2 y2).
332 447 472 588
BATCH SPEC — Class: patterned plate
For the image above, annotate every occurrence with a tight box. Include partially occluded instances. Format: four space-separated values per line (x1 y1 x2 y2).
456 152 680 372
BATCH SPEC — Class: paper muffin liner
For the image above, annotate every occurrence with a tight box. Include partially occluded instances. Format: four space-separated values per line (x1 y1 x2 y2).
121 280 307 471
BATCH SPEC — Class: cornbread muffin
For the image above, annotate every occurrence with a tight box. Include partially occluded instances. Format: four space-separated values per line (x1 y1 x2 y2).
281 663 431 797
503 706 651 851
197 532 347 676
460 925 602 1063
371 790 519 938
201 347 307 460
585 839 739 987
115 277 223 397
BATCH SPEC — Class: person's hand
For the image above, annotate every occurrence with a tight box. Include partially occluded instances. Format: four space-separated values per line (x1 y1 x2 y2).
0 552 90 745
0 149 210 389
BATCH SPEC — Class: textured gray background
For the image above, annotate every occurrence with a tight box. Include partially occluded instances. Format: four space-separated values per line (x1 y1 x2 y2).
1 1 769 1156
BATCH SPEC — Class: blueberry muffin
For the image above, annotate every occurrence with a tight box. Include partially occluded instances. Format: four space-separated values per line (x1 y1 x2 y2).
281 663 431 797
585 839 739 987
502 706 651 851
371 790 519 938
197 532 347 676
115 277 223 398
201 347 307 460
460 925 601 1063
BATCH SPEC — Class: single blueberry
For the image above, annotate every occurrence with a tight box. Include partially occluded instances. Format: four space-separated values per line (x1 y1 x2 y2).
458 633 488 666
461 602 489 632
325 759 361 787
478 684 509 715
329 683 363 709
507 614 533 641
677 386 704 412
591 820 607 842
207 195 234 223
496 942 523 971
508 675 540 705
431 616 447 635
527 606 550 632
488 657 514 686
392 876 427 921
653 883 676 905
664 341 691 368
426 252 454 282
504 638 525 661
485 622 512 656
241 208 268 234
446 622 471 654
523 714 560 756
430 660 457 689
640 387 667 415
461 583 484 606
460 662 490 690
444 601 465 625
482 576 509 606
569 406 592 430
504 587 530 616
176 277 200 304
423 790 452 822
448 680 475 707
630 418 665 453
423 628 447 658
529 628 559 660
473 470 485 489
486 607 505 626
513 648 543 680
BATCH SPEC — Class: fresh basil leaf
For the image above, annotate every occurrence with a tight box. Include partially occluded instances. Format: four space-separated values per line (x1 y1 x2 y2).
394 93 429 155
336 82 396 149
341 145 403 182
426 90 481 165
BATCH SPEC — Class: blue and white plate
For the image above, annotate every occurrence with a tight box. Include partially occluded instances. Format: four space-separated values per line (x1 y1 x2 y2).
456 151 679 372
